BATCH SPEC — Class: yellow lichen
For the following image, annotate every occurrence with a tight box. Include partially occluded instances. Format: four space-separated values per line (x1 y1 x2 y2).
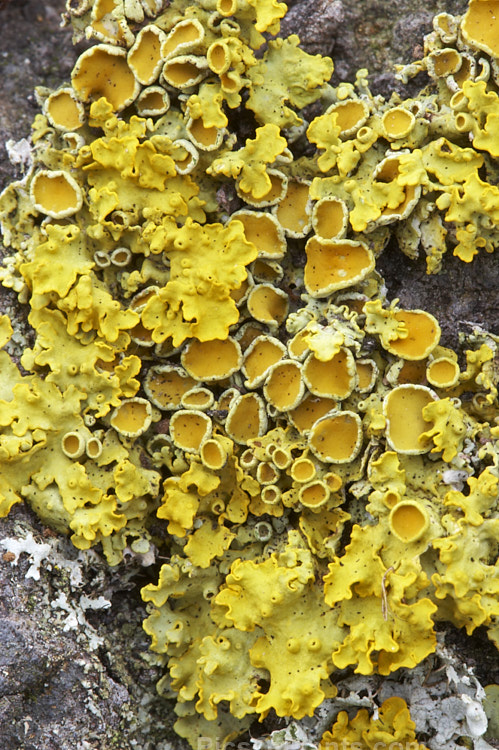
141 219 257 345
319 697 430 750
0 1 498 748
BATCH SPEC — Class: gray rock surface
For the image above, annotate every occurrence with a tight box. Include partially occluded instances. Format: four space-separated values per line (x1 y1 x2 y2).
0 1 75 192
0 505 181 750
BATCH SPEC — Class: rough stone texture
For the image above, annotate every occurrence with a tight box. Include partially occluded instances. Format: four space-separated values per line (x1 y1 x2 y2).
331 0 468 95
378 241 499 351
279 0 344 56
0 0 498 748
0 505 183 750
279 0 469 95
0 1 75 193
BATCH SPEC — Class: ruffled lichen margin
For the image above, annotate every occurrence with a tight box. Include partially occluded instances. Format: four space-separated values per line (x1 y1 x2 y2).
1 0 499 747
